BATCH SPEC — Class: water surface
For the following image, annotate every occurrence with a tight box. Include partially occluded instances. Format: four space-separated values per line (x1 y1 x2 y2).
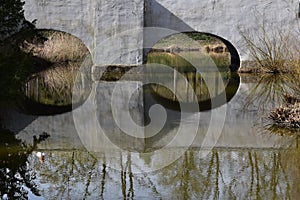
0 52 300 199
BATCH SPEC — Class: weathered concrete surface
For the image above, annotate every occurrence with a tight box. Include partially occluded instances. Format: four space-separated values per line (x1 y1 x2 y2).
145 0 300 62
24 0 300 67
24 0 144 66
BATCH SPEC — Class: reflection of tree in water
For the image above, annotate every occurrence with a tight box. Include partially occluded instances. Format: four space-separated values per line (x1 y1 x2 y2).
175 151 200 199
158 151 222 199
32 151 100 199
242 73 300 136
156 149 296 199
120 152 134 200
16 147 300 199
0 128 39 199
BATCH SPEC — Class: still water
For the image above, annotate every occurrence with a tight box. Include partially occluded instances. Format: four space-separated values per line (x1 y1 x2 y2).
1 52 300 199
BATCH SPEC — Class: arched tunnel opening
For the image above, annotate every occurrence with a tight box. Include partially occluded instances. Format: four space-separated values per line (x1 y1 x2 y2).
202 32 241 72
145 31 241 72
144 31 241 111
17 29 93 115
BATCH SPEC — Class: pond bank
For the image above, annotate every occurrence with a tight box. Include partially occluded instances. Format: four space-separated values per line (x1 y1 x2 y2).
150 40 228 54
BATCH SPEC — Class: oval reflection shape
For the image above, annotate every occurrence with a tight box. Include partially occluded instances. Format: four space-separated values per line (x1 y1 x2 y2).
147 52 240 111
22 62 91 115
19 29 92 115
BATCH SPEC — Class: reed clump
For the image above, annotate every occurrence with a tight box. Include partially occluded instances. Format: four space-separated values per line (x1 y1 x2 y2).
21 30 89 63
269 95 300 128
19 30 92 105
38 62 78 91
240 25 300 73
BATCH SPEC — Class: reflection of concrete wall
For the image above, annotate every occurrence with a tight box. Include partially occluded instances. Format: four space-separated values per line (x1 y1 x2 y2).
73 81 146 152
95 81 145 151
1 81 294 151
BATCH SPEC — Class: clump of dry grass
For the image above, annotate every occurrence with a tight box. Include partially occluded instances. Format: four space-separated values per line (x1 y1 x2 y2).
268 93 300 128
24 62 80 106
21 30 89 63
39 62 79 90
41 31 88 62
240 25 300 73
283 94 300 105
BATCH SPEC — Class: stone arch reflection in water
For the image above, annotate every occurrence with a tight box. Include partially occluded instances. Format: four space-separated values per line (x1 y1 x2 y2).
22 29 92 114
146 32 241 111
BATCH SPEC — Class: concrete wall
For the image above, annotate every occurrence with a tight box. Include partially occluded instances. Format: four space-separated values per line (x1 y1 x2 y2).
24 0 144 66
24 0 95 57
24 0 300 66
145 0 300 62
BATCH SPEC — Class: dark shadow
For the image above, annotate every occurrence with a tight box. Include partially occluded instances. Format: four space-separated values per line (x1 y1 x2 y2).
144 0 194 31
0 127 50 199
0 29 92 135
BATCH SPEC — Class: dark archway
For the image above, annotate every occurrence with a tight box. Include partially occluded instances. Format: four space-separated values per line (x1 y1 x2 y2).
144 31 241 72
144 31 241 111
194 32 241 72
18 29 93 115
144 0 241 71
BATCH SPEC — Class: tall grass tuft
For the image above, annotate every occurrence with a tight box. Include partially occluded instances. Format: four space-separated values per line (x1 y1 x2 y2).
240 25 300 73
24 62 79 106
21 30 89 63
20 30 92 105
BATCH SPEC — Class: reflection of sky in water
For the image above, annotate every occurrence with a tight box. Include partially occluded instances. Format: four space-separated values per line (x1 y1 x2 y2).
21 147 300 199
2 68 300 198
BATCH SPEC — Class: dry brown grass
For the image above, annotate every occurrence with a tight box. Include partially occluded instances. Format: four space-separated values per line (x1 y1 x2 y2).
240 25 300 73
17 30 92 105
26 62 80 105
21 30 89 63
38 62 79 91
42 31 88 62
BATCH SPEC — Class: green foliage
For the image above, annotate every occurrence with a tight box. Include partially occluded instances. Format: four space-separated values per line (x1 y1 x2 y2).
153 32 218 49
0 0 25 37
185 32 216 42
